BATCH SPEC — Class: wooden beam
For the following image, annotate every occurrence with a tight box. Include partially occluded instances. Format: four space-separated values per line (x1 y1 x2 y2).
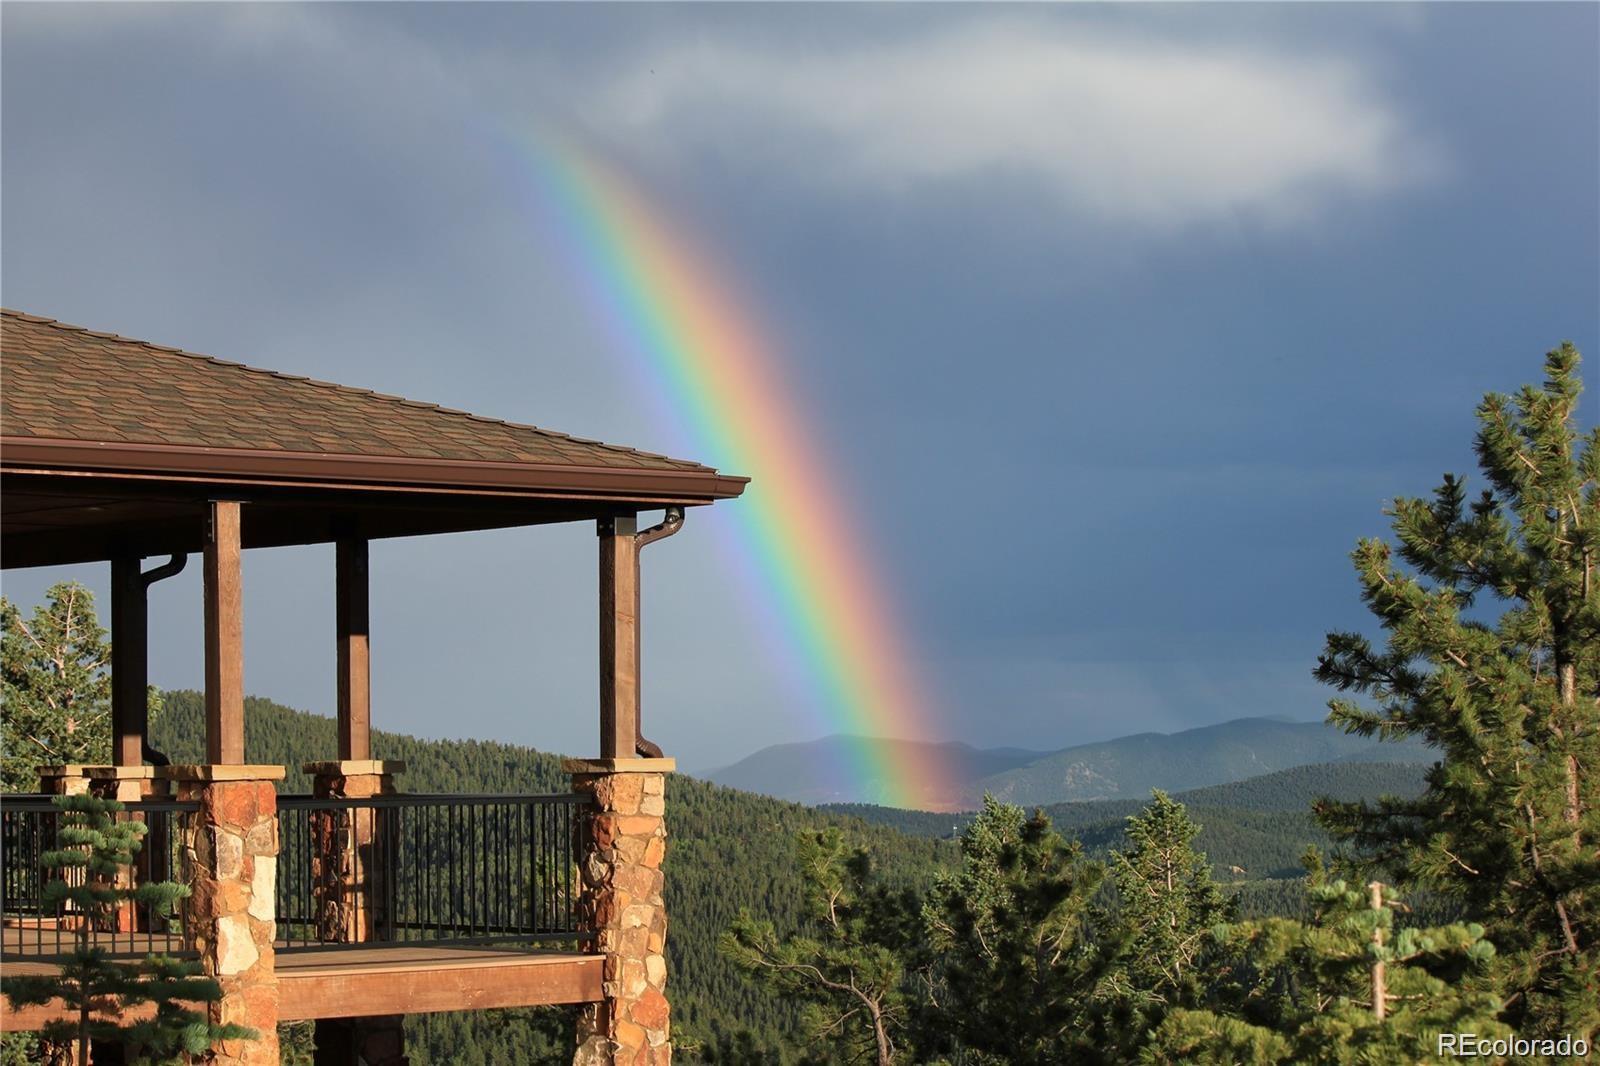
204 500 245 764
277 950 602 1021
2 952 604 1030
3 996 159 1033
336 538 371 761
598 515 638 759
110 557 147 767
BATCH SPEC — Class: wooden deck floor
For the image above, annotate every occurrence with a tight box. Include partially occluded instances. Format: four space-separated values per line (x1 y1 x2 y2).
0 940 602 1030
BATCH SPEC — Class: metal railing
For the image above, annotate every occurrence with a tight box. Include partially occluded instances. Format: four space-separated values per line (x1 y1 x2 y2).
1 794 199 961
274 792 590 952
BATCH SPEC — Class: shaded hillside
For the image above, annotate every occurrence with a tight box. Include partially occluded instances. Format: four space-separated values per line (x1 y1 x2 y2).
970 716 1432 806
828 760 1431 880
1163 759 1432 812
151 692 953 1063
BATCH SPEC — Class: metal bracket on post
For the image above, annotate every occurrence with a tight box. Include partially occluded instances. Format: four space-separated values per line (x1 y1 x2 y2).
139 555 185 767
112 552 187 767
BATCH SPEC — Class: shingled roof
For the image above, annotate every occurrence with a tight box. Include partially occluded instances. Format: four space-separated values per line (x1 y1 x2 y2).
0 309 746 501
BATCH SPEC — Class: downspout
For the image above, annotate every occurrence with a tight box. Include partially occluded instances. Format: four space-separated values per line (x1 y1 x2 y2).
138 554 186 766
633 507 684 759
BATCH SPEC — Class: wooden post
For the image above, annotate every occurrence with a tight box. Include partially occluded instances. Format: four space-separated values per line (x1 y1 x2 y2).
598 515 639 760
204 500 245 764
110 557 147 767
336 538 371 762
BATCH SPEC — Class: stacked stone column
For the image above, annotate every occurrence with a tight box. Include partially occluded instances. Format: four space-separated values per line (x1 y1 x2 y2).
566 757 674 1066
303 760 403 944
166 764 285 1066
303 760 408 1066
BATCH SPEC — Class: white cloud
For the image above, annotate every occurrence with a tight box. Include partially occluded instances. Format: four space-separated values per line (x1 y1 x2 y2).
589 22 1441 229
5 7 1439 231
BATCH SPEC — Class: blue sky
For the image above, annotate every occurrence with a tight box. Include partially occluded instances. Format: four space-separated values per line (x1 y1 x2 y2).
2 4 1596 769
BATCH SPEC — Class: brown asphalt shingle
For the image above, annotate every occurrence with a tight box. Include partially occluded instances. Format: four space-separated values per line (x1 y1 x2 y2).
0 309 713 473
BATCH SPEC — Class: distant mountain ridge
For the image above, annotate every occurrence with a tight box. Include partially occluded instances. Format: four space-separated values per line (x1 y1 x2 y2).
699 736 1052 808
976 716 1434 807
700 717 1435 809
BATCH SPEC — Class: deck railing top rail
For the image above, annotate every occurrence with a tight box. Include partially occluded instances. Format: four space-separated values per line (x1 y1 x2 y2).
0 794 201 812
276 792 589 808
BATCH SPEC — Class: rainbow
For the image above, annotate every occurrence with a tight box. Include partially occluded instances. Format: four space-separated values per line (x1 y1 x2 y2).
504 130 955 810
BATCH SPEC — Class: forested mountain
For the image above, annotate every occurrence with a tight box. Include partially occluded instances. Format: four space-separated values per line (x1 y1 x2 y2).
1155 759 1432 812
828 760 1432 917
706 717 1432 807
149 692 954 1064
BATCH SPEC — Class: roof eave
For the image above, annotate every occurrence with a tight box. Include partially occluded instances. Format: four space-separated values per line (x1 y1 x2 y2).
0 436 750 504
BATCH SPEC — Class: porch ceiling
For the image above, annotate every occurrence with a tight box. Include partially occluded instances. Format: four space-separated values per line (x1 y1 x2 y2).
1 470 703 568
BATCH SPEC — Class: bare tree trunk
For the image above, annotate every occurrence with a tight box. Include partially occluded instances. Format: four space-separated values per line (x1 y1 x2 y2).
37 1035 80 1066
1558 662 1582 847
1369 881 1387 1022
868 999 893 1066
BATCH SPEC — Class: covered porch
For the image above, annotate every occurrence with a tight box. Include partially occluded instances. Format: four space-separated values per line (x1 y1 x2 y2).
0 309 747 1064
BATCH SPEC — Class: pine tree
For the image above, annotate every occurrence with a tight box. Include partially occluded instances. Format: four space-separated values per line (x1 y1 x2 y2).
1 582 113 791
1146 856 1507 1064
2 582 167 793
1314 344 1599 1038
0 793 256 1064
1109 791 1235 1020
720 828 908 1065
920 796 1125 1066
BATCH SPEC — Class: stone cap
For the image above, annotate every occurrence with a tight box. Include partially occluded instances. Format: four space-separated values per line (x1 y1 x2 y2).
158 764 288 782
562 757 677 775
302 760 406 776
86 766 162 780
37 765 161 779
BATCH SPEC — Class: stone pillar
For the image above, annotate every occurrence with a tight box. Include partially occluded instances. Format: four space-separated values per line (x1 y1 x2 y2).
565 757 674 1066
164 764 285 1066
303 760 409 1066
303 760 404 944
